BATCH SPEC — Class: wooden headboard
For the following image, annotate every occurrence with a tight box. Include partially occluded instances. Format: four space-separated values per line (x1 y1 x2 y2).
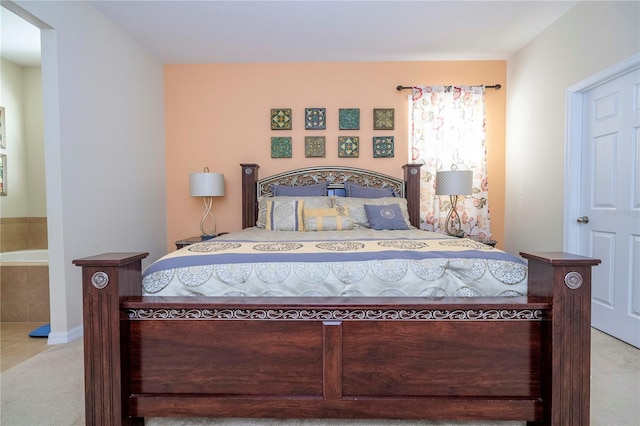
240 164 422 229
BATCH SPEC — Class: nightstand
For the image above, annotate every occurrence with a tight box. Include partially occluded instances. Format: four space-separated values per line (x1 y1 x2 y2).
175 234 228 250
469 237 497 248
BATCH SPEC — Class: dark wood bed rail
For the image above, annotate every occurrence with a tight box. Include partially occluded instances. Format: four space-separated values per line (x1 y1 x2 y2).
75 251 599 426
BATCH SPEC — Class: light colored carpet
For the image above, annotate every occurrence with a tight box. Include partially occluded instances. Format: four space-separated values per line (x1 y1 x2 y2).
1 328 638 426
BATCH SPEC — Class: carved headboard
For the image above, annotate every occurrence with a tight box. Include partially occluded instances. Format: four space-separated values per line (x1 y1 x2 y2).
240 164 422 229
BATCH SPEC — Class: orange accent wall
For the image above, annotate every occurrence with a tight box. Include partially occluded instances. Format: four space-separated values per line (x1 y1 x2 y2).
164 61 506 251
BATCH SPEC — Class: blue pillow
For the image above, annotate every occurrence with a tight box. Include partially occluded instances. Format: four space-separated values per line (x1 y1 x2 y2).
363 204 410 230
271 182 328 196
345 183 396 198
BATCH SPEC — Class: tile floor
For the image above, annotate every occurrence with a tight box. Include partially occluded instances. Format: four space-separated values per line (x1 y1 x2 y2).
0 322 49 372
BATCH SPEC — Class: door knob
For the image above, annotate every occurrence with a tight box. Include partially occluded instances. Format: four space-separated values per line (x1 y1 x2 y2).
577 216 590 224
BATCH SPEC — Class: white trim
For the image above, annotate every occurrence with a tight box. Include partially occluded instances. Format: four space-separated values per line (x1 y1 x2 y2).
47 324 83 345
563 53 640 254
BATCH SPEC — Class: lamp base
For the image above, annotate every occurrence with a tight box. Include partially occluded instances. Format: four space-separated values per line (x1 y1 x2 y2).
200 234 216 240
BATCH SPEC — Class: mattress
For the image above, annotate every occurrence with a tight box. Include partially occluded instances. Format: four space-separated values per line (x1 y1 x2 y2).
142 228 527 298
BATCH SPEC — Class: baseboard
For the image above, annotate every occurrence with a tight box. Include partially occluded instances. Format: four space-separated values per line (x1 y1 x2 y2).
47 324 83 345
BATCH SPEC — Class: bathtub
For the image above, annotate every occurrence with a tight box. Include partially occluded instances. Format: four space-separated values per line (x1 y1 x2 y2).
0 249 49 265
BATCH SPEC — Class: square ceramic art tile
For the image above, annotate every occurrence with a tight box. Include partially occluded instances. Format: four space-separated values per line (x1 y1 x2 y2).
271 108 292 130
339 108 360 130
373 108 394 130
271 137 292 158
338 136 359 158
373 136 394 158
305 108 326 130
305 136 326 158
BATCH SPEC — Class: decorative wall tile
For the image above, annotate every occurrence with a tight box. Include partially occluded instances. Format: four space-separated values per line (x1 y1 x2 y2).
305 108 326 130
305 136 326 158
373 108 395 130
271 137 292 158
373 136 394 158
339 108 360 130
271 108 292 130
338 136 359 158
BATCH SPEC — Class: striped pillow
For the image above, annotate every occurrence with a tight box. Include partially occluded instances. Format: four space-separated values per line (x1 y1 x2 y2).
303 206 352 231
265 199 304 231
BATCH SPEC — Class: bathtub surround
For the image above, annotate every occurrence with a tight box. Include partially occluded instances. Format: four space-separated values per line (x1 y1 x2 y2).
0 217 49 323
0 249 49 323
0 217 47 252
0 263 49 322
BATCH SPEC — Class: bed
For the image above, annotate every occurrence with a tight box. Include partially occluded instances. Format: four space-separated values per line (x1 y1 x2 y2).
74 163 600 426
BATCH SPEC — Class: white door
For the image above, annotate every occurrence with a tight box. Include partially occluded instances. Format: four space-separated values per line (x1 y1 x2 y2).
580 67 640 348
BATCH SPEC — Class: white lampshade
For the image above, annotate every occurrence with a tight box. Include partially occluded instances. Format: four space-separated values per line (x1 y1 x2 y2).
435 170 473 195
190 172 225 197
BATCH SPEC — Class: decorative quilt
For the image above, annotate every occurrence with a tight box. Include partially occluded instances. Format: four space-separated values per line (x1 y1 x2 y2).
142 228 527 298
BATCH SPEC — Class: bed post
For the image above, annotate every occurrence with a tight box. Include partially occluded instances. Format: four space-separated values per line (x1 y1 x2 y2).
520 252 600 426
73 252 148 426
241 163 259 229
403 163 422 228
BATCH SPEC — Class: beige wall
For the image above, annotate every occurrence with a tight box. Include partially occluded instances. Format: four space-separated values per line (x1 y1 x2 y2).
505 1 640 254
0 60 45 219
165 61 507 251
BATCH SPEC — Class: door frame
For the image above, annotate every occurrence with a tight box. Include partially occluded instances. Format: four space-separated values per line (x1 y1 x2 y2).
563 53 640 254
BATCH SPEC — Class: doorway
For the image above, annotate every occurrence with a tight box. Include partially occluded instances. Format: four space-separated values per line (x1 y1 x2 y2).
564 54 640 348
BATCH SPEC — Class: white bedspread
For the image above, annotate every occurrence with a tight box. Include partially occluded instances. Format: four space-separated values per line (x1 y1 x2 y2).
142 228 527 298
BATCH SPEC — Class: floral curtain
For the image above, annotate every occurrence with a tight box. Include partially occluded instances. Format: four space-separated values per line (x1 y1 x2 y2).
410 85 491 238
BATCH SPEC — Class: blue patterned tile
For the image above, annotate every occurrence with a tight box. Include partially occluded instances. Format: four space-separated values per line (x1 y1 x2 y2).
373 136 394 158
305 108 326 130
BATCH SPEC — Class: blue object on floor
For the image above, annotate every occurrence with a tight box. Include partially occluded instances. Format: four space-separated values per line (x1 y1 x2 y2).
29 324 50 338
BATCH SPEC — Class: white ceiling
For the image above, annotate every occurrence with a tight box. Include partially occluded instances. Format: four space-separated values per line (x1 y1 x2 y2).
2 1 580 66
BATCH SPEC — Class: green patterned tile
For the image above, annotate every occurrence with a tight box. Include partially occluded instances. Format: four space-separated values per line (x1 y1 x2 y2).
339 108 360 130
271 137 292 158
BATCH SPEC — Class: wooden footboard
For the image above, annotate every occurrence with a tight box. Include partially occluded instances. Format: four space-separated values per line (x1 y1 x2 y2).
75 251 599 426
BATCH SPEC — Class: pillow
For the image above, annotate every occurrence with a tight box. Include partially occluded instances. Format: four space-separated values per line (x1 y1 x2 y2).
332 196 412 229
345 183 397 198
303 206 353 231
257 196 332 228
265 199 304 231
364 204 410 230
271 182 328 196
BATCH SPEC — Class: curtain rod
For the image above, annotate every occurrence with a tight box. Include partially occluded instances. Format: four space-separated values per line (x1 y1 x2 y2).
396 84 501 91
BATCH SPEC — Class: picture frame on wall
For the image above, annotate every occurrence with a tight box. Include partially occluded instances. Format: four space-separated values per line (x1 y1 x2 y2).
0 106 5 149
0 154 6 196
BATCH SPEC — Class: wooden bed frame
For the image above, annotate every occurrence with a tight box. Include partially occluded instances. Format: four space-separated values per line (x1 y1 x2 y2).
74 164 600 426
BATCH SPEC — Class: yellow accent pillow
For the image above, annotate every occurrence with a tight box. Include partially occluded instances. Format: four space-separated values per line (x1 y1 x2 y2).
303 206 352 231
